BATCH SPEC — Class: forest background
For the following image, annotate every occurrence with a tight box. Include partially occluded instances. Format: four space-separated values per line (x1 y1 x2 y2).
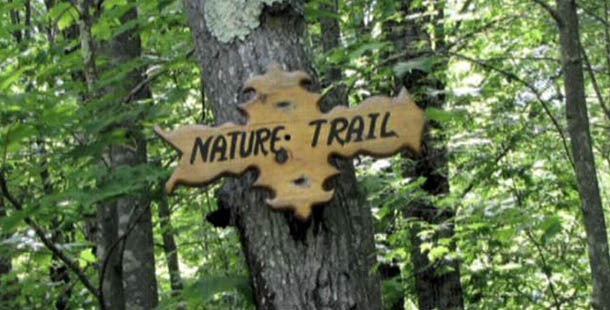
1 0 609 310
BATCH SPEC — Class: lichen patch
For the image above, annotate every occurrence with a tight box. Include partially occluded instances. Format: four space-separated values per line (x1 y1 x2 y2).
204 0 284 43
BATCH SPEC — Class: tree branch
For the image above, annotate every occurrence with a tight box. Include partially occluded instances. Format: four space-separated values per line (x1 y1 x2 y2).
577 2 609 27
531 0 562 26
0 170 101 303
447 51 575 170
524 228 562 310
579 41 610 121
451 0 475 35
121 48 194 104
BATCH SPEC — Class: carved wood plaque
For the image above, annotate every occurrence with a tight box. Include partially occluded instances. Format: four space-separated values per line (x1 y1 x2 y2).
155 64 424 219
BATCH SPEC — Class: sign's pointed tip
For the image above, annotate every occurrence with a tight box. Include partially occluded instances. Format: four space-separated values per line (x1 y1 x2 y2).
153 125 167 140
294 205 312 221
398 87 411 100
165 178 176 195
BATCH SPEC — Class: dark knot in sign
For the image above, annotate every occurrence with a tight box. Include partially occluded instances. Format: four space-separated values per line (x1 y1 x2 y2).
154 64 424 219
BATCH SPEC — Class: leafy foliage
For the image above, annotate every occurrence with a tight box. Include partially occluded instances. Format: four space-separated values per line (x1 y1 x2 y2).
1 0 609 309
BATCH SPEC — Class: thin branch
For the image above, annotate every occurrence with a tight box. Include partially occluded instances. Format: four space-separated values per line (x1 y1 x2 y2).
451 0 475 35
579 41 610 121
0 170 101 302
447 51 575 170
531 0 562 26
524 228 562 310
121 48 194 104
477 56 561 63
512 187 562 310
577 2 609 27
459 138 516 198
446 15 518 52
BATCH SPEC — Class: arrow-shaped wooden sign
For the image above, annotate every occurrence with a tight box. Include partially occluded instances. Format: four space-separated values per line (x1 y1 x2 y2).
155 64 424 219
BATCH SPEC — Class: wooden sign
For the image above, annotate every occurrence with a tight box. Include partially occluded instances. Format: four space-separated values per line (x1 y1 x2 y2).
155 64 424 219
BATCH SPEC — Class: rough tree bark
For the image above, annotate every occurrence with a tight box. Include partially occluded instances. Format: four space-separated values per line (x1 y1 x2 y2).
389 1 464 309
554 1 610 310
183 1 382 309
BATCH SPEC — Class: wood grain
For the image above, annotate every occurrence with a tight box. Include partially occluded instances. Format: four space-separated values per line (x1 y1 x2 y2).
155 64 424 219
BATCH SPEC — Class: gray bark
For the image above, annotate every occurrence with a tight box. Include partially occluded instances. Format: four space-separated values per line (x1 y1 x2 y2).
390 1 464 309
319 0 342 84
183 1 382 309
556 1 610 310
79 0 159 308
158 192 183 295
102 6 159 310
79 14 126 310
318 0 348 120
97 202 125 310
76 0 125 308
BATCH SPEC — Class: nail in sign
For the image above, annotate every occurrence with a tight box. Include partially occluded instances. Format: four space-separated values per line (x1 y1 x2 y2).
155 64 424 220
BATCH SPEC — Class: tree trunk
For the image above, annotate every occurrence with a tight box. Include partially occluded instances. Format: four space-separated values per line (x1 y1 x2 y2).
158 191 183 295
102 5 159 310
76 0 125 308
97 203 125 310
78 0 159 308
183 1 382 309
390 1 464 309
319 0 342 84
556 1 610 310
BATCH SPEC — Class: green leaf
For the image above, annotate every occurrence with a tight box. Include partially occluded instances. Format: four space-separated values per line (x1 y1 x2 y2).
393 56 437 77
2 123 37 154
46 2 72 22
0 209 28 233
405 299 419 310
103 0 128 10
181 275 253 306
79 249 96 268
382 278 403 308
540 215 562 243
496 262 522 271
348 42 390 60
57 6 79 30
305 7 342 20
1 65 34 91
425 108 466 123
428 246 450 261
496 227 516 243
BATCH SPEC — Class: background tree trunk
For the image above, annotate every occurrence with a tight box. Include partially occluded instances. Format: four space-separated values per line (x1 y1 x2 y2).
76 0 126 309
319 0 343 86
102 5 159 310
77 0 159 308
390 1 464 309
556 1 610 310
183 1 382 309
158 191 183 295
